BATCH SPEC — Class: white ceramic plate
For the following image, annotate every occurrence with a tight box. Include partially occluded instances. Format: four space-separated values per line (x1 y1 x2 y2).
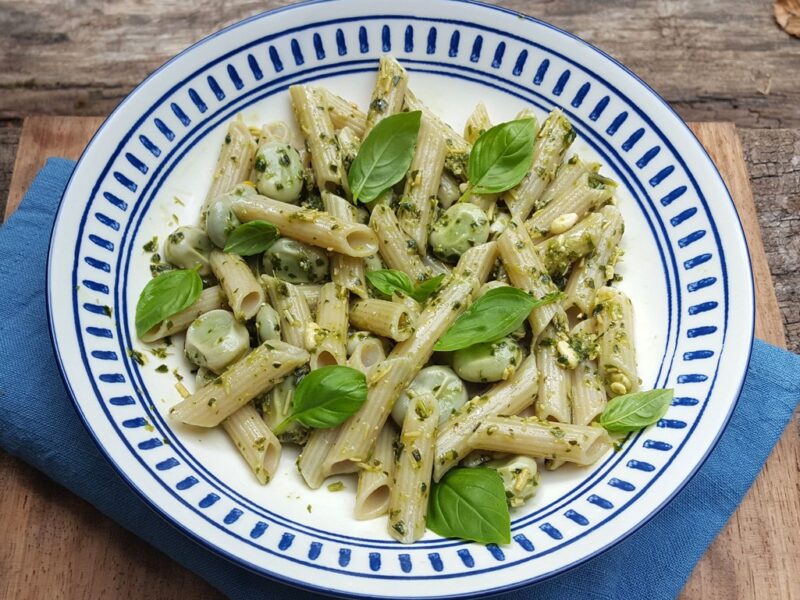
47 1 754 597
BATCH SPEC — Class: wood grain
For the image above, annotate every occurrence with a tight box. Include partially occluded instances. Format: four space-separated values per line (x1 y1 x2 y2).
0 117 797 599
1 0 800 128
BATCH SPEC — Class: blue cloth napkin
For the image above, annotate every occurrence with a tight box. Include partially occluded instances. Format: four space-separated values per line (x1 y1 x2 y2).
2 158 799 600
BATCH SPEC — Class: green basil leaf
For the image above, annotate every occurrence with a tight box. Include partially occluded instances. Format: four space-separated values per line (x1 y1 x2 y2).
287 365 367 429
366 269 414 298
223 220 280 255
427 467 510 544
466 118 536 195
434 288 561 351
598 388 674 433
410 274 445 303
135 269 203 338
348 111 422 203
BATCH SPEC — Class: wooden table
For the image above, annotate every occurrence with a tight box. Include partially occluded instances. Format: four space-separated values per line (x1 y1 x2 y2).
1 1 798 598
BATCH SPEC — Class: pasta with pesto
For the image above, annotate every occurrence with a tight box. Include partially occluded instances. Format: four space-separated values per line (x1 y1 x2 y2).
133 55 663 546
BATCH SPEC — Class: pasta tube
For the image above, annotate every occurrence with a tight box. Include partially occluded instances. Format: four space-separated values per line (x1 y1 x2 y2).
209 250 264 321
595 286 639 397
310 282 348 369
222 403 281 484
354 423 397 520
497 218 561 336
397 116 447 254
364 55 409 136
262 276 314 350
233 193 378 257
506 110 575 220
349 298 417 342
170 340 309 427
369 203 429 281
470 416 613 466
323 191 367 297
201 119 256 216
140 285 226 342
433 351 539 481
388 395 438 543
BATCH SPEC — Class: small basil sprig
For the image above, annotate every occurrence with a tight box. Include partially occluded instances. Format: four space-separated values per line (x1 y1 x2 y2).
598 388 674 433
427 467 510 544
348 111 422 203
366 269 444 302
223 220 280 255
435 287 561 351
462 118 536 199
135 269 202 337
276 365 367 432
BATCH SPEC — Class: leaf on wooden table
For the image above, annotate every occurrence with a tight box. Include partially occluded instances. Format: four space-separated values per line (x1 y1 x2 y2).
774 0 800 37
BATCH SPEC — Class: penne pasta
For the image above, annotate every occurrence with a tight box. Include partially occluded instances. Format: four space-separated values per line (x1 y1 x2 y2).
262 275 314 350
369 203 430 281
470 416 613 466
563 204 624 313
595 286 639 397
222 403 281 484
397 115 447 254
170 340 309 427
506 110 575 220
209 250 264 321
388 395 438 543
140 285 226 342
534 326 571 423
433 351 539 481
201 119 257 218
496 217 561 336
355 423 397 520
317 88 367 138
463 101 492 144
364 55 409 136
322 191 368 297
289 84 349 194
310 282 349 369
350 298 417 342
233 193 378 258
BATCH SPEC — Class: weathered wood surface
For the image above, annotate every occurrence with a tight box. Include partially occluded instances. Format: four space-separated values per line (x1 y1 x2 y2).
1 116 797 599
0 0 798 128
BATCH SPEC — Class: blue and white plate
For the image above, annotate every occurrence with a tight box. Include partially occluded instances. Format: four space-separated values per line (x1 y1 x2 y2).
47 1 754 597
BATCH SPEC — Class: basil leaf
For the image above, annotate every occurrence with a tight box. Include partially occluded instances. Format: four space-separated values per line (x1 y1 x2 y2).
599 388 674 433
135 269 202 338
410 273 445 302
348 111 422 203
223 220 280 255
427 467 510 544
285 365 367 430
434 288 561 351
366 269 414 297
466 118 536 195
366 269 444 303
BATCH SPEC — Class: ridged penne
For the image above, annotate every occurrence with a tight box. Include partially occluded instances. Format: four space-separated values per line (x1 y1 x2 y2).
323 191 367 297
222 403 281 484
201 119 257 217
310 282 349 369
350 298 417 342
364 55 409 136
262 275 314 350
233 193 378 258
170 340 309 427
209 250 264 321
140 285 226 342
369 203 429 281
355 423 397 520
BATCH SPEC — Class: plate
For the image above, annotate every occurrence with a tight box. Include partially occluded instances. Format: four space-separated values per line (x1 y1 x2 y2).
47 1 755 597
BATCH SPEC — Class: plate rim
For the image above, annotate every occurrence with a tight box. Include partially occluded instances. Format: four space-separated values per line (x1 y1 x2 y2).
45 0 756 597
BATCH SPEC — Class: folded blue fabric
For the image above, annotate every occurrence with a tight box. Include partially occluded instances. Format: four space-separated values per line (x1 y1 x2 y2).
1 159 798 600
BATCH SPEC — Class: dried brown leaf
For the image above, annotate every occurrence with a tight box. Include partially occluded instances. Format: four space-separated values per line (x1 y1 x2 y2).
774 0 800 37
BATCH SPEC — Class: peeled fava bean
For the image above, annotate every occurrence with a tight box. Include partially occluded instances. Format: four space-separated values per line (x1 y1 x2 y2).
255 304 282 343
205 183 256 248
486 455 540 508
164 226 214 275
254 142 304 203
452 336 523 383
429 203 490 263
392 365 468 427
262 238 330 284
184 309 250 373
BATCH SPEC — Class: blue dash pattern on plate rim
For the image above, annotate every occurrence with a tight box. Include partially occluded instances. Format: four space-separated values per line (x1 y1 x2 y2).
46 1 753 597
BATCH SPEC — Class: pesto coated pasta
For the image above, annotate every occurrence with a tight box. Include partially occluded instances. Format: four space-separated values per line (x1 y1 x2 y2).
134 55 663 547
